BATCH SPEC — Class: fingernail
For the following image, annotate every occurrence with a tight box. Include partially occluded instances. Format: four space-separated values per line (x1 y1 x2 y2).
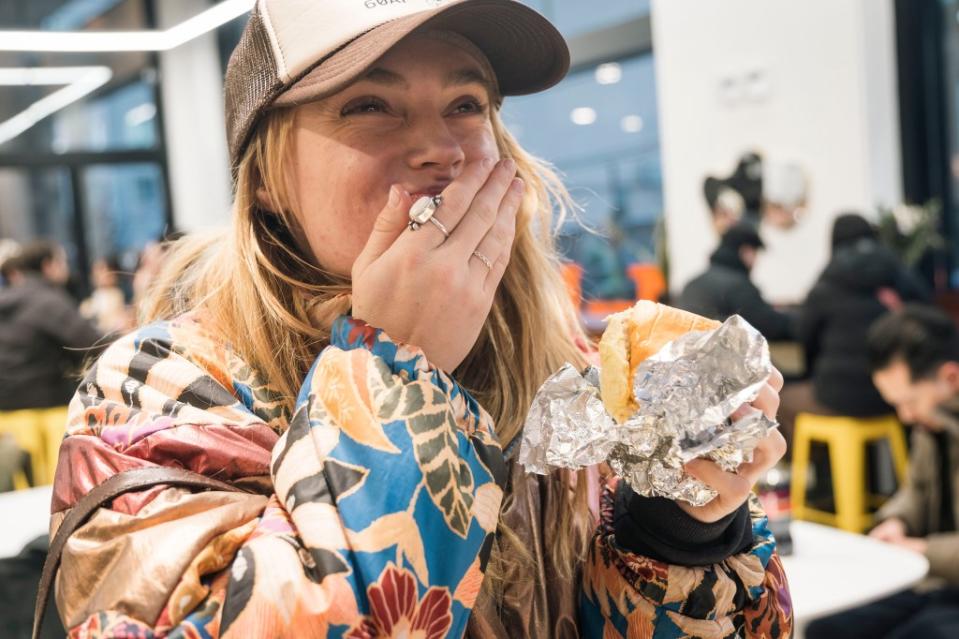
388 185 398 206
502 158 516 172
512 177 525 191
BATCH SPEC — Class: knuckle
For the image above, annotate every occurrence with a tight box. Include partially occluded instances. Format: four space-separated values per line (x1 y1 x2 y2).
491 225 511 246
769 430 788 458
401 250 426 270
473 199 497 224
770 368 785 391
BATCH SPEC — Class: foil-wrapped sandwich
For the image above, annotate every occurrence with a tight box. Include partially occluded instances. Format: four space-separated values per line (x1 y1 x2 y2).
519 301 778 506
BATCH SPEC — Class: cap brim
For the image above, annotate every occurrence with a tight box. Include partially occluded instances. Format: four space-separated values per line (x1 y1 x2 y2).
273 0 569 108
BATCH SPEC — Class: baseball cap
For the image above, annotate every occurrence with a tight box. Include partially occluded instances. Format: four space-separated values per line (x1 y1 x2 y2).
224 0 570 172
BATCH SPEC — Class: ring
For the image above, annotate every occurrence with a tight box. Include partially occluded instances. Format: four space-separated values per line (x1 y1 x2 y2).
408 195 443 231
427 216 450 239
471 250 493 270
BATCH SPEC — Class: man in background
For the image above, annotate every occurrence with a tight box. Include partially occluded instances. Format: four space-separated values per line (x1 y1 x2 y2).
0 241 102 411
676 221 795 341
807 305 959 638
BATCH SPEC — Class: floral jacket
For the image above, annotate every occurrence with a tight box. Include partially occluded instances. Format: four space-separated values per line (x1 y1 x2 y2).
50 313 793 638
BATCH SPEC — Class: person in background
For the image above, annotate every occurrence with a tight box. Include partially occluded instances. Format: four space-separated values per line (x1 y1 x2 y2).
80 255 132 335
677 221 796 340
807 305 959 639
761 160 808 229
796 213 931 417
0 239 20 288
131 230 184 312
0 240 102 411
703 176 746 236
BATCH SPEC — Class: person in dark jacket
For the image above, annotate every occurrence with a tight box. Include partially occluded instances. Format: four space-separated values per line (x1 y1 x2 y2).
798 213 931 417
677 222 795 340
807 305 959 639
0 241 102 410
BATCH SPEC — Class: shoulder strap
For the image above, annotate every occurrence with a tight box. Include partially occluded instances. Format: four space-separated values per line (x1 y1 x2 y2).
33 467 249 639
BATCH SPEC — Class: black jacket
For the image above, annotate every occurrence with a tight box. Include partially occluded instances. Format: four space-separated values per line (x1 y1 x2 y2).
0 275 102 410
798 239 931 416
676 246 795 341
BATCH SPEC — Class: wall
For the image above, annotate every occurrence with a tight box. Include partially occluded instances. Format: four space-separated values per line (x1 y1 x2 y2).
157 0 233 232
651 0 902 303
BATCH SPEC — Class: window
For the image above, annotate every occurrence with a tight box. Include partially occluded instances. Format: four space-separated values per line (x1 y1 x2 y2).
81 162 168 267
502 53 662 300
51 77 160 154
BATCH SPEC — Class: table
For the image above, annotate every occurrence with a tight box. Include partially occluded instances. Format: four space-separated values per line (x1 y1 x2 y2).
782 521 930 637
0 485 53 557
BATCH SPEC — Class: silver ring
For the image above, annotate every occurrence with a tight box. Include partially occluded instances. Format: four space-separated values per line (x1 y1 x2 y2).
427 216 450 239
471 250 493 270
408 195 443 231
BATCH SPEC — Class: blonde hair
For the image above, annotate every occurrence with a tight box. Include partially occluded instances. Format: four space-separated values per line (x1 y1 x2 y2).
142 103 593 587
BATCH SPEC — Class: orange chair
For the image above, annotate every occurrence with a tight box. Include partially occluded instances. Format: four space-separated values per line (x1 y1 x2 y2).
561 262 584 310
627 263 666 302
583 299 634 316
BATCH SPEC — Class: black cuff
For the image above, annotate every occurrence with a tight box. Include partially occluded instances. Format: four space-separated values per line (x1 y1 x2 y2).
613 482 754 566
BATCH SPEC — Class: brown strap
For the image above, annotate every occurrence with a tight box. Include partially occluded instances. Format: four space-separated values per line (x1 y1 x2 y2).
33 467 249 639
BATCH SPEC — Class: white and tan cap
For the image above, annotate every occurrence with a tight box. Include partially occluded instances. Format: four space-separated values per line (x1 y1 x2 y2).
224 0 570 173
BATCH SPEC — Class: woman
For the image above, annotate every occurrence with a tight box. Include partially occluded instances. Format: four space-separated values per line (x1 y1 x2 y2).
49 1 792 637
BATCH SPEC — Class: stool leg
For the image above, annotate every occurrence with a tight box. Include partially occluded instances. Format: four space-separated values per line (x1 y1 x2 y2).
832 435 867 532
42 407 68 485
791 424 812 521
887 426 910 490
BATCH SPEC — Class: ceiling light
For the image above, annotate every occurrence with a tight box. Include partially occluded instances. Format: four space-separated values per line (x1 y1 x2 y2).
125 103 157 128
0 0 254 52
595 63 622 85
0 66 112 145
570 107 597 126
621 114 644 133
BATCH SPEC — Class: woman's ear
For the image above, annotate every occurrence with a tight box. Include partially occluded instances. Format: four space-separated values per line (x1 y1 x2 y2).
939 361 959 394
256 186 277 212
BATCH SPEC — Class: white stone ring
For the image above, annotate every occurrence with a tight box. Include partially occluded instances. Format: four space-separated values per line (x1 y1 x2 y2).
408 195 443 231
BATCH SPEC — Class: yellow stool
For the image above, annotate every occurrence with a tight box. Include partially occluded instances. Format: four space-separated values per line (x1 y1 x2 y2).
791 413 909 533
40 407 69 485
0 406 70 486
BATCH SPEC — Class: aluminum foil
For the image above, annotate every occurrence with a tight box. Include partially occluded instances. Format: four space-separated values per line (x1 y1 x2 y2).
519 314 778 506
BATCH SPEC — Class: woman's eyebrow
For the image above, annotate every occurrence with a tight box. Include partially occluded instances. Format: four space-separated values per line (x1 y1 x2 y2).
445 68 492 92
357 67 491 92
362 68 409 88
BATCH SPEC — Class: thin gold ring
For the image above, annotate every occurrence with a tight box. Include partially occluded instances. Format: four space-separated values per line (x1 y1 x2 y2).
471 250 493 270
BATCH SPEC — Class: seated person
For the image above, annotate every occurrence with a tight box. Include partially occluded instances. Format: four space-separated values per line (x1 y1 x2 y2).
807 305 959 639
0 241 102 411
677 222 795 340
798 214 931 417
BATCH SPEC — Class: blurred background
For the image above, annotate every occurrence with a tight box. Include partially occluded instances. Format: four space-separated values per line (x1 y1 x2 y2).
3 1 959 637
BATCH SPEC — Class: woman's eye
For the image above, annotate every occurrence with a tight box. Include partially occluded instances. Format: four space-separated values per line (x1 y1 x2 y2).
452 99 487 115
341 98 389 116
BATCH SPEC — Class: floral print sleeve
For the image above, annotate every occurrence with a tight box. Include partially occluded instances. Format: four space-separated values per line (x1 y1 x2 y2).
51 314 506 638
580 477 793 638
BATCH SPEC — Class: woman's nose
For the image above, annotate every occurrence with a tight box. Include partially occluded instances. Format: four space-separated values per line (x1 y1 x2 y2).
405 118 466 171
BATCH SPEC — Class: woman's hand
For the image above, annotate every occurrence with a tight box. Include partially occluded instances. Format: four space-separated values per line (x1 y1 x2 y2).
351 158 523 372
678 368 788 523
